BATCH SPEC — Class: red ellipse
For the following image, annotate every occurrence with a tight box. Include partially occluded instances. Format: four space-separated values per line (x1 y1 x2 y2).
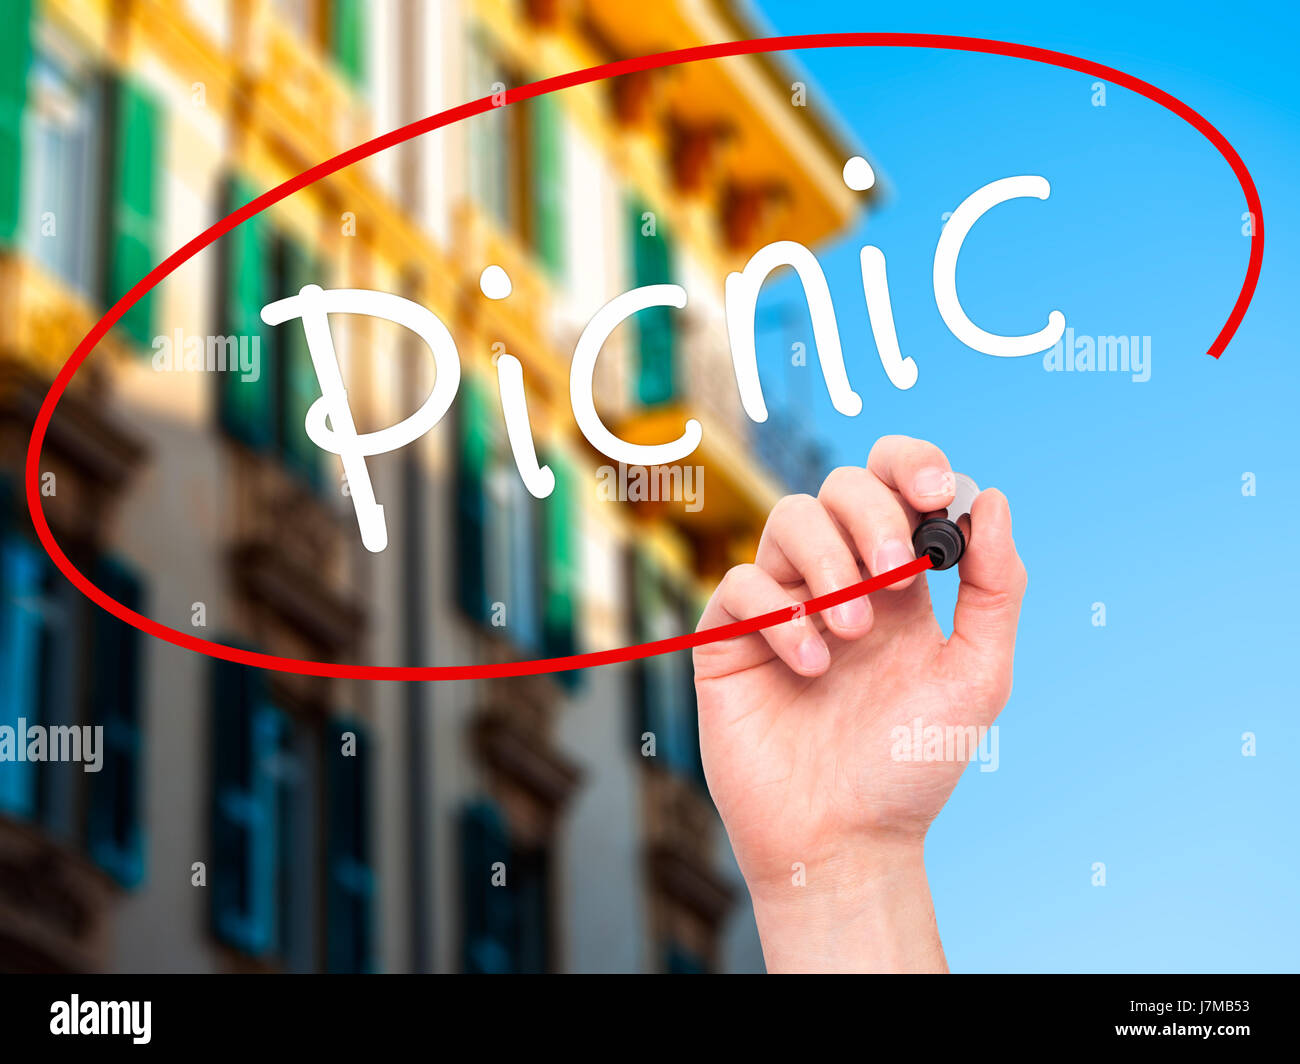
26 33 1262 680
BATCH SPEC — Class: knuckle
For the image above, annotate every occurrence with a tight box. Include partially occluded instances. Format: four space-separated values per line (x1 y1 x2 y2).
725 562 760 590
817 465 861 501
771 492 817 522
868 433 911 461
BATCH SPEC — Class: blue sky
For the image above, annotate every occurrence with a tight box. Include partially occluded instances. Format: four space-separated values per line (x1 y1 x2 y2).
750 0 1299 972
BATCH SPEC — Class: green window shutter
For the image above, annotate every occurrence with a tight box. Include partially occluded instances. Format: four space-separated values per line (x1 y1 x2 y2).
460 799 514 974
210 657 279 956
542 453 579 662
467 35 508 227
218 177 276 450
456 375 493 624
0 535 43 818
325 717 374 973
86 557 146 887
629 552 659 749
627 201 676 404
277 238 325 488
531 95 565 278
0 0 32 244
105 76 162 348
330 0 366 86
506 471 540 652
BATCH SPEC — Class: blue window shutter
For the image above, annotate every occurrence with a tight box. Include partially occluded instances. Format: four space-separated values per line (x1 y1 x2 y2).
325 717 374 973
675 588 707 789
666 943 707 973
210 657 279 956
85 557 147 887
460 799 514 973
0 536 44 818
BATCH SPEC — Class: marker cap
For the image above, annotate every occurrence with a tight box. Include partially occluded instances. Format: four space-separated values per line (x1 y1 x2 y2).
912 473 979 571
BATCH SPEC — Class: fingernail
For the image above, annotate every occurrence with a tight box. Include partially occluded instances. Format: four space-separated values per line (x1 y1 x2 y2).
874 538 914 575
832 597 869 629
796 636 830 672
914 467 955 500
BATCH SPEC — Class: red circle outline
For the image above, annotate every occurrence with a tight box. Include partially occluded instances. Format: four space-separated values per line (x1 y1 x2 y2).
25 33 1262 680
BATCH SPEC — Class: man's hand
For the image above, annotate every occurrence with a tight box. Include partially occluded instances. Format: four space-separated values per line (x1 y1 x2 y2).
693 436 1027 972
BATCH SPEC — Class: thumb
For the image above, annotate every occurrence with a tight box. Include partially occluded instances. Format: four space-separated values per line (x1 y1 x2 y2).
939 488 1028 707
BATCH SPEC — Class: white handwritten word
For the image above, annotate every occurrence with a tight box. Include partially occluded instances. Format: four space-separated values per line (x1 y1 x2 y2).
261 168 1064 551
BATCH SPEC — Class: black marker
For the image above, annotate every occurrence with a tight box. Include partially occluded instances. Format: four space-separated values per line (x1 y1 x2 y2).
912 473 979 571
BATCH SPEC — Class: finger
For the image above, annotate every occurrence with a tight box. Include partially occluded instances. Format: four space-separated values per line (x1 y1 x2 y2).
818 465 921 591
755 494 873 638
867 435 957 517
694 563 830 679
939 488 1028 707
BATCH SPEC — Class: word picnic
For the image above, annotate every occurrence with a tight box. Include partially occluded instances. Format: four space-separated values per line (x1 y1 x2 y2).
260 166 1065 552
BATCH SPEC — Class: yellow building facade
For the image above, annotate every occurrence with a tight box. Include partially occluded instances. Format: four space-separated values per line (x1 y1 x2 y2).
0 0 864 972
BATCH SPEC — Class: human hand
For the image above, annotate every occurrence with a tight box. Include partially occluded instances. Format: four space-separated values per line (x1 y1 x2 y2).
693 435 1027 971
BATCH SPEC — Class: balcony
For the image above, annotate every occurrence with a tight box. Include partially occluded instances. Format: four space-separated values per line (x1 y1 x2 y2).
0 815 116 973
0 254 133 381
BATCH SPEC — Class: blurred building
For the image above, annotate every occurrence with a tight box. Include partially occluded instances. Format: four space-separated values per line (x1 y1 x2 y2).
0 0 864 973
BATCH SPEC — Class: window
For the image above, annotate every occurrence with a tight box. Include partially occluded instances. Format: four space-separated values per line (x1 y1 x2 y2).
530 93 565 278
274 237 326 488
456 374 541 648
666 942 708 974
102 73 162 347
630 552 704 784
0 0 33 244
210 658 373 971
210 660 280 957
85 557 146 887
459 799 551 974
627 200 678 404
0 536 45 819
217 176 275 452
19 38 104 299
465 32 568 276
326 0 366 86
324 717 373 973
540 453 579 661
456 376 582 661
466 33 510 229
0 528 148 886
217 177 326 488
4 18 162 347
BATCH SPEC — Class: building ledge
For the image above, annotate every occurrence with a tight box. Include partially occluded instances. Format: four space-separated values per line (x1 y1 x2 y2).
230 537 366 654
613 402 781 535
648 840 735 926
0 815 115 974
